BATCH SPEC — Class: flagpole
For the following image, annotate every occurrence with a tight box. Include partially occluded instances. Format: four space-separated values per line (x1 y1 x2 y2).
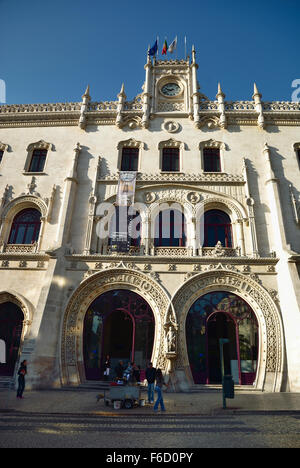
176 36 178 60
184 36 187 61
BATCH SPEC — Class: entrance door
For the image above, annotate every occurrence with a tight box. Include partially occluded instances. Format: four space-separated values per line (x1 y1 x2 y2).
207 312 238 384
186 291 258 385
0 302 24 376
83 290 155 381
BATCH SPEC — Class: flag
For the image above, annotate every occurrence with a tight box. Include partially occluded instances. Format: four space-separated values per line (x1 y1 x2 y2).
168 36 177 54
148 39 158 56
162 39 168 55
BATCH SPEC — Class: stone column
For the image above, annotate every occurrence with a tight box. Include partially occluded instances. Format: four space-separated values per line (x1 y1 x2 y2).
252 83 264 129
216 83 227 129
142 54 152 128
55 143 81 247
116 83 126 127
79 86 90 130
235 219 246 256
191 46 200 128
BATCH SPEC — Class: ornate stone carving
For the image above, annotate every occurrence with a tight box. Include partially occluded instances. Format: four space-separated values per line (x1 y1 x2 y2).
162 120 180 133
61 269 170 386
171 269 283 389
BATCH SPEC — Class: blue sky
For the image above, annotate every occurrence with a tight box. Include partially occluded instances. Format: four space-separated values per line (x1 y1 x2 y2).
0 0 299 104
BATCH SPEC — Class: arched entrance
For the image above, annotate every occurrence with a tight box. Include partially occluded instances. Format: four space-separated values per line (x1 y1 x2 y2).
0 302 24 376
83 289 155 380
186 291 259 385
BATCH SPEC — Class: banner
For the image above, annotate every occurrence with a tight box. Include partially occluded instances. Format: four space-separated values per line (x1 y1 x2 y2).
116 172 137 207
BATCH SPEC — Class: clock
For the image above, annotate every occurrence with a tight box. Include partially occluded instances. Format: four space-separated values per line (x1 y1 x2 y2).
161 83 181 97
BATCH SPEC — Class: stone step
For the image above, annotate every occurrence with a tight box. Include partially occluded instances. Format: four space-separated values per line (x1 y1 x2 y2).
189 384 260 393
0 377 14 389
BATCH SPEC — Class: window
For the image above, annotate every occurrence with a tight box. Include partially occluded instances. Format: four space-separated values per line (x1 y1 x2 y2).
8 208 41 245
28 149 47 172
203 209 232 247
108 207 141 251
121 147 139 171
154 209 186 247
0 150 3 164
203 148 221 172
162 148 179 172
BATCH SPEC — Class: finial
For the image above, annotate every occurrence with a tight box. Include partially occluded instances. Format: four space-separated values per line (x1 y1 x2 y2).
118 83 126 100
252 82 262 99
216 82 225 98
82 85 90 99
191 45 196 64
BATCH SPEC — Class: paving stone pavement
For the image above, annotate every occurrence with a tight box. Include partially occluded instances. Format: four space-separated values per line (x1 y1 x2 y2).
1 387 300 416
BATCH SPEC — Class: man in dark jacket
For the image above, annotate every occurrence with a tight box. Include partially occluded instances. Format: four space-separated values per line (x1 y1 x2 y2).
145 362 156 404
115 360 124 380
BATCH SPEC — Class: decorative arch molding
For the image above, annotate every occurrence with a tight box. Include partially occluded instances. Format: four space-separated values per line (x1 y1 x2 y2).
0 195 48 252
26 140 53 153
158 138 185 150
199 139 227 151
1 194 48 221
60 268 171 386
117 138 144 151
201 195 248 222
170 267 284 392
0 290 33 335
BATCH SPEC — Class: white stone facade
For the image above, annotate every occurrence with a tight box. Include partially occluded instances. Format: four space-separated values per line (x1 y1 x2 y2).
0 50 300 392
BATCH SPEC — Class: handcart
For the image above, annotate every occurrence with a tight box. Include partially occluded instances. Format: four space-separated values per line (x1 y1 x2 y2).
104 384 142 409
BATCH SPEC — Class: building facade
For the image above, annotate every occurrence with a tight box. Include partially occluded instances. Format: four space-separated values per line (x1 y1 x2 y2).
0 49 300 392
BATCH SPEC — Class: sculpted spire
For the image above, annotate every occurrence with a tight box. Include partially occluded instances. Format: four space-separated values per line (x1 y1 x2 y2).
216 82 226 128
252 82 264 129
79 85 91 130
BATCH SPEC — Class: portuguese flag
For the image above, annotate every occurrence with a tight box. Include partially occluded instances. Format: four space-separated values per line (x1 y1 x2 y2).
162 39 168 55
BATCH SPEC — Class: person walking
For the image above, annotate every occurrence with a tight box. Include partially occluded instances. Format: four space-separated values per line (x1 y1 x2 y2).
153 368 169 412
103 355 111 381
145 362 156 404
16 360 27 399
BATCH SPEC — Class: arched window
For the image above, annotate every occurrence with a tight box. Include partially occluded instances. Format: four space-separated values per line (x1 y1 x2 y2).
108 207 141 250
203 209 232 247
8 208 41 245
154 209 186 247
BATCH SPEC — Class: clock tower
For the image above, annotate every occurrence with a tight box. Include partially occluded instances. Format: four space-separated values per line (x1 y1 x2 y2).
141 46 207 128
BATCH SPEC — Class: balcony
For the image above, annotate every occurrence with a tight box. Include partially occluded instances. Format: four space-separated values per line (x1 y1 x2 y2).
3 243 38 254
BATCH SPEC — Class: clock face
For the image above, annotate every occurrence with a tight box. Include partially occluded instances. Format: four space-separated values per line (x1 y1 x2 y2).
161 83 181 97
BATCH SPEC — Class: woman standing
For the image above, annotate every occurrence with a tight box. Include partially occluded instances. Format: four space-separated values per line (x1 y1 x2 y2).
153 368 169 412
16 360 27 399
103 355 111 381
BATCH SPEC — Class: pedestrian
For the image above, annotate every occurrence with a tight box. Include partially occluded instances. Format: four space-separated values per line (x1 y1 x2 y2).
16 360 27 399
123 362 133 382
145 362 156 404
103 355 111 381
153 368 169 412
115 360 124 380
132 362 140 384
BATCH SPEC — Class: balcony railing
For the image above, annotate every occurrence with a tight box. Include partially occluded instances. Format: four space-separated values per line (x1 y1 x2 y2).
3 243 38 253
